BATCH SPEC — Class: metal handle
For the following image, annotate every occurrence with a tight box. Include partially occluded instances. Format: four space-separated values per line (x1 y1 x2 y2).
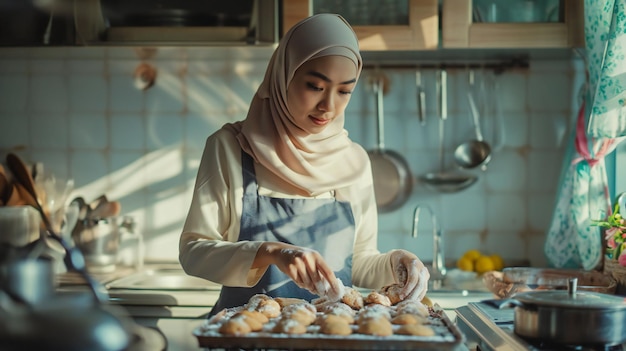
374 75 386 150
439 69 447 120
467 91 485 141
416 71 426 126
568 278 578 297
437 69 447 172
494 298 524 309
467 69 484 142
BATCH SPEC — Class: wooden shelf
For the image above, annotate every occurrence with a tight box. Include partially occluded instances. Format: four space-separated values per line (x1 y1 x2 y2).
442 0 584 49
282 0 439 51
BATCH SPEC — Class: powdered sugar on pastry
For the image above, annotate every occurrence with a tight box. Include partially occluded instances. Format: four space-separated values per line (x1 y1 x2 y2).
218 316 252 335
255 298 281 318
281 302 317 326
364 290 392 306
395 300 429 317
272 318 307 334
341 287 364 310
379 283 404 305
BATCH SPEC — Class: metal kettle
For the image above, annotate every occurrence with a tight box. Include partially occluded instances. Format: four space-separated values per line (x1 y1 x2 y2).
0 299 132 351
0 258 131 351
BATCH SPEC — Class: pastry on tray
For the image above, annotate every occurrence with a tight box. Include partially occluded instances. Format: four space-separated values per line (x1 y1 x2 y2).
203 288 440 338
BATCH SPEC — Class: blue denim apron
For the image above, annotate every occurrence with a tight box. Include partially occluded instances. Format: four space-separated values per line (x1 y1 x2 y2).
209 151 356 315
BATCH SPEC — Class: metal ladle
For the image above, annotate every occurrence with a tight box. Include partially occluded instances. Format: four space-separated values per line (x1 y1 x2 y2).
454 71 492 170
419 69 478 193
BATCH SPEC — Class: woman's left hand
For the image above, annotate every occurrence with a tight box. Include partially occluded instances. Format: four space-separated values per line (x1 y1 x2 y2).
390 249 430 301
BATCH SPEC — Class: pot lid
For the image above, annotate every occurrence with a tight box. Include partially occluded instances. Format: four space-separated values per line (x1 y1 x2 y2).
514 290 626 310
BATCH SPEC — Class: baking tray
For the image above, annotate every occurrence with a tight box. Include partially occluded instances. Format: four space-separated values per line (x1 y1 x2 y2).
193 306 466 350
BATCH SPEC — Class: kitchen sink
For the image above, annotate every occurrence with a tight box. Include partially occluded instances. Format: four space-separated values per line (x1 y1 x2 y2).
105 265 221 291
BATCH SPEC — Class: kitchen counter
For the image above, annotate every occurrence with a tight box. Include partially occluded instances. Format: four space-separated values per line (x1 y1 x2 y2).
57 263 493 350
57 262 219 350
58 262 221 307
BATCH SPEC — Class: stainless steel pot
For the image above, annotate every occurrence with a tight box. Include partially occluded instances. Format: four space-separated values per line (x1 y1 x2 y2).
501 279 626 346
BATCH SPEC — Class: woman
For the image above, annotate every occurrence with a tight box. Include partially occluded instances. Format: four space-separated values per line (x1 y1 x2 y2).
179 13 429 315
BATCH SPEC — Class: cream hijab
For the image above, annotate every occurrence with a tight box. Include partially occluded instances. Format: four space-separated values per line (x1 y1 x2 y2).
228 14 368 197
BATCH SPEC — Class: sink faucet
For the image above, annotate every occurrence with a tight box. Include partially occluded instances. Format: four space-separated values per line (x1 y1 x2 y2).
412 204 446 288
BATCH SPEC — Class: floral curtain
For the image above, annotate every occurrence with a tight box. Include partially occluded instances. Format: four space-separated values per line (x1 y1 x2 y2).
544 0 626 270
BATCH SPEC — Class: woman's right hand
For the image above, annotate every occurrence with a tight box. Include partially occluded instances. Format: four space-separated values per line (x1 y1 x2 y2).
254 242 342 297
389 249 430 302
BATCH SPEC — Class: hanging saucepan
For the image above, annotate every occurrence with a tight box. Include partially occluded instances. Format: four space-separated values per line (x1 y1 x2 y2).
497 278 626 346
367 74 412 213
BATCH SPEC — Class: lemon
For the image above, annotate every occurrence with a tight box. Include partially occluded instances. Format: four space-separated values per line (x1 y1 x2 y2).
475 256 495 274
456 256 475 272
490 254 504 271
463 249 482 262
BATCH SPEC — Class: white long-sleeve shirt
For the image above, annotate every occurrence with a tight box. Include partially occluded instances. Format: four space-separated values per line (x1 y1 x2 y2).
179 126 395 289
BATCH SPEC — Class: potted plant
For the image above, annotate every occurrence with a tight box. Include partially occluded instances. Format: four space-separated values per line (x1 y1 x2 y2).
593 203 626 295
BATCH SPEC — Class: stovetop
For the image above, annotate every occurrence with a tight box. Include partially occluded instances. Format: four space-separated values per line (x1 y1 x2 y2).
456 301 625 351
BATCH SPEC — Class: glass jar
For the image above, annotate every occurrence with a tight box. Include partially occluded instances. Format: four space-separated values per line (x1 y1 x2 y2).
117 216 144 271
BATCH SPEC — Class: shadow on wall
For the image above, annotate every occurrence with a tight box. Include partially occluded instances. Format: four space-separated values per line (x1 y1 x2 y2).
0 55 267 258
67 145 196 246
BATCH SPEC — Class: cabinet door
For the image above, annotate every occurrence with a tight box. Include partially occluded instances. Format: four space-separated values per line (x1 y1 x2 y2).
282 0 438 51
442 0 584 48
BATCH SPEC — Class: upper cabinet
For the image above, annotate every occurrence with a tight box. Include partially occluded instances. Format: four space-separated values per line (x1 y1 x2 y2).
282 0 439 51
0 0 584 50
442 0 584 48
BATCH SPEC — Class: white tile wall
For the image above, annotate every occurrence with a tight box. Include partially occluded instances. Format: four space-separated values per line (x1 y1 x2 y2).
0 47 582 268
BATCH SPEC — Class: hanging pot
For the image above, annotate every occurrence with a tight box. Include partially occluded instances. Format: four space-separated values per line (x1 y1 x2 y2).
498 278 626 346
367 74 413 213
